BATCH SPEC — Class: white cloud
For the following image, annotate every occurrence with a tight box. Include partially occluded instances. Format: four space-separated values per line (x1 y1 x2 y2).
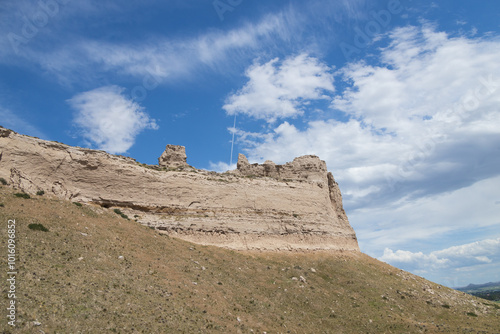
381 249 450 268
333 25 500 134
236 25 500 208
68 86 158 154
351 174 500 253
208 161 236 173
223 54 335 122
381 238 500 271
10 12 294 86
0 0 365 84
434 239 500 262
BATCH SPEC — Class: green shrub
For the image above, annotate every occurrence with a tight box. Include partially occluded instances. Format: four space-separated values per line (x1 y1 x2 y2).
14 192 30 199
0 203 4 207
36 190 45 196
73 202 83 207
28 223 49 232
0 177 7 185
113 208 129 220
466 312 477 317
442 304 450 309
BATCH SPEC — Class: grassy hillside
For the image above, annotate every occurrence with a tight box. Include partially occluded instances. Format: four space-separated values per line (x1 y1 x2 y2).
0 185 498 333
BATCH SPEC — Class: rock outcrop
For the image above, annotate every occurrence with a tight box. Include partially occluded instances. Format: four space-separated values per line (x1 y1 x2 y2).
158 145 189 169
0 126 359 251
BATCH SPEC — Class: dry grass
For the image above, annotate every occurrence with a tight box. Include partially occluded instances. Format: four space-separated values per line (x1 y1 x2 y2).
0 185 498 333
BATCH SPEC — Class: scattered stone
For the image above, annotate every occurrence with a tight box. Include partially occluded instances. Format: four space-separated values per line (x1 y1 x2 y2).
33 320 41 326
310 268 316 273
118 256 124 260
299 276 307 283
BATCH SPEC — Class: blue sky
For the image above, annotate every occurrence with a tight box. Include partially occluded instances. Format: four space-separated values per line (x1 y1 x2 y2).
1 0 499 287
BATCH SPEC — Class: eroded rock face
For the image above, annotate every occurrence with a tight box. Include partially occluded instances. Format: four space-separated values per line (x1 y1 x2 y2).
0 126 359 251
158 145 188 168
236 153 329 182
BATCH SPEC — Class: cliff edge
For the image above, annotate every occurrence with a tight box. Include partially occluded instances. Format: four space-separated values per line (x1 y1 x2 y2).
0 126 358 251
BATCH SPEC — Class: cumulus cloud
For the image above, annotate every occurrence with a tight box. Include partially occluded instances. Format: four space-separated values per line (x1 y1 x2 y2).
69 86 158 154
381 238 500 271
223 54 335 122
238 25 500 208
332 25 500 134
208 161 236 173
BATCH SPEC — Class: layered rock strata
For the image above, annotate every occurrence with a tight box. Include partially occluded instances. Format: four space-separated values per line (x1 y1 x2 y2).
0 126 359 251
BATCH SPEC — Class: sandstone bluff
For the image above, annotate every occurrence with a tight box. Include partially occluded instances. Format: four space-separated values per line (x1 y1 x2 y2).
0 126 358 251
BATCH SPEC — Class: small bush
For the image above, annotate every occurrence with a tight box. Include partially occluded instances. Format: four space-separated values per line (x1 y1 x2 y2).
113 208 129 220
28 223 49 232
0 203 4 207
14 192 30 199
466 312 477 317
36 190 45 196
442 304 450 309
73 202 83 207
0 177 7 185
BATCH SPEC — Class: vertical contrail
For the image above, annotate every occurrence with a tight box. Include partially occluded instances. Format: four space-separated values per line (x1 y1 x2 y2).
229 114 237 166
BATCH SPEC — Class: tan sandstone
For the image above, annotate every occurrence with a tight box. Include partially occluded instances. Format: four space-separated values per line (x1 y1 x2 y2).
0 126 359 251
158 144 189 169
